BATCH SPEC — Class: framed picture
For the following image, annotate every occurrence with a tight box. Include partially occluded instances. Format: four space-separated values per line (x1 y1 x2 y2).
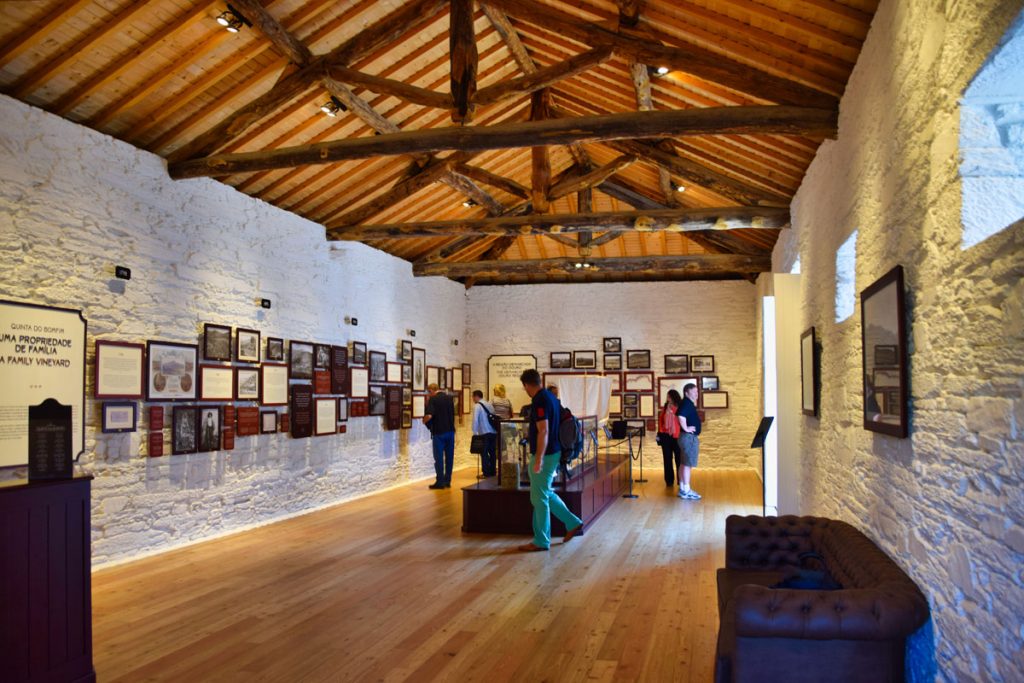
801 327 819 417
603 337 622 353
338 398 348 422
700 375 720 392
351 341 367 366
401 340 413 362
369 351 387 383
603 354 621 370
369 385 386 416
446 368 453 390
402 386 412 406
199 365 234 401
573 350 597 370
608 394 622 415
626 349 651 369
203 323 232 361
462 363 471 385
146 341 198 401
639 393 656 418
624 371 654 392
659 376 698 405
462 387 471 414
349 367 369 398
260 410 278 434
402 409 412 429
289 341 314 380
386 361 403 384
101 402 137 433
426 366 439 388
266 337 284 362
402 363 412 383
314 397 338 436
690 355 715 373
452 367 462 390
236 328 261 363
260 363 288 405
171 406 198 454
412 394 426 418
664 354 689 375
314 344 332 370
604 371 622 392
623 393 638 407
235 367 260 401
412 347 426 392
623 405 638 419
197 406 221 452
861 265 907 437
702 391 729 409
94 340 144 399
550 351 572 369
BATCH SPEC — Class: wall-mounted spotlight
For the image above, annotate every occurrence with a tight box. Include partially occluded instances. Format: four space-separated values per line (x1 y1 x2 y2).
216 5 250 33
655 66 670 75
675 184 686 193
320 96 348 117
574 262 597 270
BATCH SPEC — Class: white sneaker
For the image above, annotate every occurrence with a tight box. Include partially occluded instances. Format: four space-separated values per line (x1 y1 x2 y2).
679 489 701 500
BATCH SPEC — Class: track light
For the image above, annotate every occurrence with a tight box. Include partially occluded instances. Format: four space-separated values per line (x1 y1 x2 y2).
320 96 347 117
655 66 670 75
216 6 249 33
462 199 477 208
675 184 686 192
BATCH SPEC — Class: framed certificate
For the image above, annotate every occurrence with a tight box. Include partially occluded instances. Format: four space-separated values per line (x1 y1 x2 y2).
349 367 369 398
146 341 198 401
95 340 144 399
260 363 288 406
315 397 338 435
101 402 137 433
199 365 234 401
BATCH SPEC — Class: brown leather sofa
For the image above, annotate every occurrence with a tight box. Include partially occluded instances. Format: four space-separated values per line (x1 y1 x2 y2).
715 515 929 683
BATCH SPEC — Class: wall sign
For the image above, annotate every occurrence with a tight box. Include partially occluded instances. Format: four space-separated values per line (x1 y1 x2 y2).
487 354 537 415
0 300 86 468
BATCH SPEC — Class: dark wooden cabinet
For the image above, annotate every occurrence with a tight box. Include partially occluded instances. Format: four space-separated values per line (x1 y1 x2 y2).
0 476 95 683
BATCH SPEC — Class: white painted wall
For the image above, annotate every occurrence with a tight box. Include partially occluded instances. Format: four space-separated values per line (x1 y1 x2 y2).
775 1 1024 680
772 274 803 515
0 95 475 567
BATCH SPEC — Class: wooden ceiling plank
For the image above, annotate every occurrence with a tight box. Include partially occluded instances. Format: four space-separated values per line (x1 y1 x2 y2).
450 0 478 123
481 4 537 74
0 0 93 69
413 253 772 277
547 154 637 200
324 65 452 109
795 0 876 26
474 45 614 106
229 0 312 65
713 0 865 50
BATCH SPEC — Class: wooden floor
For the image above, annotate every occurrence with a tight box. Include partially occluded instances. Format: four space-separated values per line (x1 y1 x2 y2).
93 468 762 682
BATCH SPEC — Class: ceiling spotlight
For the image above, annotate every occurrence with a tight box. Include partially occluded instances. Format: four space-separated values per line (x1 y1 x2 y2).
215 6 248 33
320 96 347 117
462 199 477 208
655 66 670 75
675 184 686 192
574 262 583 269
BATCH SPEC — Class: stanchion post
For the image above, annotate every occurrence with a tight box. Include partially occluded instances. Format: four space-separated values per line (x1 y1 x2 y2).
623 428 638 499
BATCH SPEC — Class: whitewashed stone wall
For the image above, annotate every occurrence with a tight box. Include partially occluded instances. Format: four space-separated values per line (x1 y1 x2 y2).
0 95 475 567
776 1 1024 680
465 281 760 471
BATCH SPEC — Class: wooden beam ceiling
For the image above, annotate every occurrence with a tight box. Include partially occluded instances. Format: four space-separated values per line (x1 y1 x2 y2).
412 253 773 278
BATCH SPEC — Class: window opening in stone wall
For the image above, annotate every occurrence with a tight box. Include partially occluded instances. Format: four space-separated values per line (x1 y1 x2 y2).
790 256 801 274
835 230 857 322
960 12 1024 250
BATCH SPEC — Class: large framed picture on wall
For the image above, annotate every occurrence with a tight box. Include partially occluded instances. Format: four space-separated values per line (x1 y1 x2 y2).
861 265 908 437
801 327 819 417
146 341 198 402
95 340 144 399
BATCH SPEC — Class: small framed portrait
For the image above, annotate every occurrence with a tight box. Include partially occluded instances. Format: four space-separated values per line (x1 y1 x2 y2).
199 365 234 401
603 354 621 370
101 402 137 433
146 341 198 401
235 367 260 401
314 344 332 370
172 406 198 454
369 385 386 416
462 363 471 385
446 368 453 390
266 337 285 362
550 352 572 369
289 341 314 380
623 392 639 407
626 349 651 369
623 405 638 419
700 375 719 392
94 340 144 399
236 328 261 363
386 361 403 384
603 337 622 353
197 406 221 452
351 341 367 366
573 350 597 369
403 386 412 405
664 354 689 375
401 340 413 362
690 355 715 373
260 410 278 434
369 351 387 383
438 367 447 389
402 409 412 429
412 347 426 392
402 363 412 383
203 323 232 361
701 391 729 409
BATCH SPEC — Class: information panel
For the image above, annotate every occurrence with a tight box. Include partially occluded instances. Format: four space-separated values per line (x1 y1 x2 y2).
486 354 536 416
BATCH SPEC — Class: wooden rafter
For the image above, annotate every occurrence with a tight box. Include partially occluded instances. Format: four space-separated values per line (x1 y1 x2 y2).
413 253 772 278
628 62 679 206
530 89 552 213
324 66 452 109
450 0 478 123
229 0 312 65
474 46 614 106
548 155 637 200
616 0 642 28
481 4 537 74
455 165 530 199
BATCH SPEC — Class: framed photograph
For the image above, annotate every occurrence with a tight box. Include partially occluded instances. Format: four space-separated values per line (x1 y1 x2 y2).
235 367 260 401
351 341 367 366
702 391 729 409
171 406 198 454
603 354 621 370
369 351 387 383
664 354 689 375
349 367 369 398
314 344 332 370
624 371 654 392
608 394 622 415
626 349 651 369
462 363 471 385
573 350 597 370
862 265 907 437
412 347 426 392
452 367 462 390
199 365 234 401
260 363 288 406
690 355 715 373
101 402 137 433
315 397 338 435
146 341 198 401
95 340 144 399
639 393 656 418
462 387 471 414
203 323 232 361
289 341 314 380
402 386 412 406
402 363 412 383
369 385 386 416
386 361 403 384
659 376 699 405
623 405 638 419
426 366 439 388
604 371 622 392
623 392 638 407
412 394 426 418
446 368 454 390
401 340 413 362
801 327 819 417
700 375 720 392
550 351 572 369
338 398 348 422
402 409 412 429
266 337 284 362
260 410 278 434
236 328 261 363
197 406 221 452
603 337 622 353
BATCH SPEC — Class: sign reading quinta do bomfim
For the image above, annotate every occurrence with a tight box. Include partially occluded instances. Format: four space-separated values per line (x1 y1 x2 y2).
0 300 87 473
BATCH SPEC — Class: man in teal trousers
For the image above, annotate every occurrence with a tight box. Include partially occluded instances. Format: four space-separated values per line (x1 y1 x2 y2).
517 369 583 552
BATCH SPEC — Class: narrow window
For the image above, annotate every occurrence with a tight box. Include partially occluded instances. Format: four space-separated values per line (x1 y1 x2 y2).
835 230 857 323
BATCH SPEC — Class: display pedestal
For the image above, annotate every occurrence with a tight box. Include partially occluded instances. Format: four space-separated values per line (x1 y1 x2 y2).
0 475 95 683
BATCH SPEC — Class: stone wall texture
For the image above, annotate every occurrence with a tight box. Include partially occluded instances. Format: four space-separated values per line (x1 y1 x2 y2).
465 281 760 472
0 95 475 567
775 1 1024 680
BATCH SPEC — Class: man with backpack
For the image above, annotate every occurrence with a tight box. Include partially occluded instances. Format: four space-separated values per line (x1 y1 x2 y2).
471 390 499 477
517 369 584 552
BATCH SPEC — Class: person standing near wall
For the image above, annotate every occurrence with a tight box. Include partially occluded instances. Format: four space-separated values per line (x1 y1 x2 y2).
471 390 498 477
491 384 514 419
517 369 583 552
658 389 683 487
677 383 702 500
424 383 456 489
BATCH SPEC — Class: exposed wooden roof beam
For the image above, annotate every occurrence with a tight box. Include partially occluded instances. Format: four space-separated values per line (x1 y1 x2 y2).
530 89 552 213
474 46 614 106
628 62 679 206
455 165 530 199
548 154 638 200
325 66 452 109
169 105 837 179
481 4 537 74
413 253 772 278
450 0 478 123
482 0 838 107
616 0 642 28
597 178 666 210
444 171 506 215
230 0 312 65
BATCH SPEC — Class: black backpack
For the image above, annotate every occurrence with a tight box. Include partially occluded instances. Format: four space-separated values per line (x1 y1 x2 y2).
481 402 502 432
558 405 584 465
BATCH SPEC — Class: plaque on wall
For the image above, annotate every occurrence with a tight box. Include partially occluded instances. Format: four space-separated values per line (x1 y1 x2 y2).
28 399 72 480
199 365 234 401
462 363 471 386
314 369 331 395
349 400 368 418
0 300 87 468
338 398 348 422
101 402 136 433
149 405 164 430
331 345 348 394
385 386 402 430
314 343 332 370
487 354 536 417
349 367 369 398
236 406 260 436
261 363 288 406
223 405 235 428
386 361 403 384
260 410 277 433
148 431 164 458
426 366 439 388
315 397 337 436
146 340 198 402
411 394 425 418
290 384 313 438
279 412 290 433
222 423 235 450
94 340 144 399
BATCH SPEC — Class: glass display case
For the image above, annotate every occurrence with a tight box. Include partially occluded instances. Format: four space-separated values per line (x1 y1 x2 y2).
497 416 602 488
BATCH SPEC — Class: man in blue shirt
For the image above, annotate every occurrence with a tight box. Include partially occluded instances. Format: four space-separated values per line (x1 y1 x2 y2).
677 383 702 500
517 369 583 551
471 390 497 477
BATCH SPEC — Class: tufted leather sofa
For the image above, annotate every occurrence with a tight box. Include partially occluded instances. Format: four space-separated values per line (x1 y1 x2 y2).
715 515 929 683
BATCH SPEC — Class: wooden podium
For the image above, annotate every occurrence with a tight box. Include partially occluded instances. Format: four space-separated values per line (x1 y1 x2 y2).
0 475 95 683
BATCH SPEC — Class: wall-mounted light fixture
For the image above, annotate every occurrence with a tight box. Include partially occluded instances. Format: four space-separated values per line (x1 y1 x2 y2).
655 66 670 75
462 199 477 208
320 96 348 117
216 5 250 33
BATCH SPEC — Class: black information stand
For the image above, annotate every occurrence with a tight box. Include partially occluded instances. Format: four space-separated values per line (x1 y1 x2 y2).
750 416 775 517
28 398 73 481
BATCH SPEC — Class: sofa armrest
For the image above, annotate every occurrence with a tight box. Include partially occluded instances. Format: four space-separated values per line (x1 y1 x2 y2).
730 584 928 641
724 515 827 569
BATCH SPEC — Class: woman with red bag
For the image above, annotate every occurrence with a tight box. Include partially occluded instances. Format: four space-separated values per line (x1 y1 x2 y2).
657 389 683 487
